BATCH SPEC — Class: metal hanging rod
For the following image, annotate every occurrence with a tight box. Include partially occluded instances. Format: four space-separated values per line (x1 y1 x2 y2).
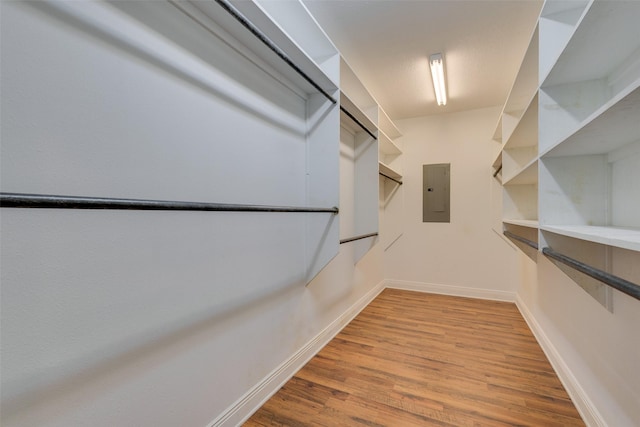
0 193 339 214
213 0 337 105
339 232 378 244
542 247 640 302
379 172 403 185
503 230 538 250
493 164 502 178
339 106 377 140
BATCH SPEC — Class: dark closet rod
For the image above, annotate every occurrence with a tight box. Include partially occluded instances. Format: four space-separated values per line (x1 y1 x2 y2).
339 232 378 244
379 172 403 185
542 247 640 302
213 0 336 105
0 193 339 214
503 230 538 250
339 106 377 140
493 164 502 178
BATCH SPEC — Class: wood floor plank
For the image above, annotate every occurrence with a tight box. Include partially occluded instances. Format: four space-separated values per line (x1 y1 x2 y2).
244 289 585 426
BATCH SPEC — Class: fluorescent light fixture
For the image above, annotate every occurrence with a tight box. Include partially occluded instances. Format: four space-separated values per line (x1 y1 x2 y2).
429 53 447 106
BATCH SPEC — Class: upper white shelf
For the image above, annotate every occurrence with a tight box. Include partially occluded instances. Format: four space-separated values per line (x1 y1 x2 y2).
503 24 539 115
379 131 402 156
503 219 539 229
538 1 589 85
340 91 377 137
379 161 402 180
542 1 640 88
190 0 339 97
378 108 401 140
542 83 640 157
492 115 503 143
540 225 640 252
504 93 538 149
503 159 538 186
340 56 378 124
540 0 589 18
492 152 502 169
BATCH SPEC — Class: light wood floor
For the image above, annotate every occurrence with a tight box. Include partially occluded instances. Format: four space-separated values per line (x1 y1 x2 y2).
245 288 585 426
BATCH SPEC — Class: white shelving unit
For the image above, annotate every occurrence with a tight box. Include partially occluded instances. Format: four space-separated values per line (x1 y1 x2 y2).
492 0 640 306
538 0 640 154
539 0 640 253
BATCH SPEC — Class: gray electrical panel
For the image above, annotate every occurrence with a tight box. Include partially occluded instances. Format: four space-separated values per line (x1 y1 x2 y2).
423 163 450 222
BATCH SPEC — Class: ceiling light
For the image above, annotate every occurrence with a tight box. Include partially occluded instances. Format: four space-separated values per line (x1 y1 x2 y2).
429 53 447 106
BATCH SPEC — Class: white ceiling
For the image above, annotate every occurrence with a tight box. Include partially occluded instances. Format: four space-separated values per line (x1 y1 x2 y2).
302 0 543 120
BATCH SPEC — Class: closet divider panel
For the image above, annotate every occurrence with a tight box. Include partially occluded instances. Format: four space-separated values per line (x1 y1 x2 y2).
339 58 379 263
352 131 379 261
492 0 640 307
305 90 340 282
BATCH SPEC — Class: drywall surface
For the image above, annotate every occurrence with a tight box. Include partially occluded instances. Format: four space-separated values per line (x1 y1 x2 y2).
0 2 383 426
384 107 518 295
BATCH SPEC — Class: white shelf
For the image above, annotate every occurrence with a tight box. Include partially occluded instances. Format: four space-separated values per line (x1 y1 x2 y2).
504 93 538 149
379 130 402 156
189 0 339 97
540 0 588 18
379 161 402 181
540 225 640 252
542 83 640 157
503 158 538 186
542 1 640 88
251 0 340 84
503 219 539 229
503 183 538 223
492 152 502 169
339 57 378 124
538 1 589 84
340 91 377 137
492 115 503 143
378 107 401 139
492 152 503 184
503 24 539 116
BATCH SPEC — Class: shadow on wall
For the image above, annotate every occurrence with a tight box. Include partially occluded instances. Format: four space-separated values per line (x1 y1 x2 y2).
26 1 307 137
2 271 305 424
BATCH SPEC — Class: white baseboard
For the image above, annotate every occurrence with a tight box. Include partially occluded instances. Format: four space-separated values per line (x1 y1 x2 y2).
515 295 606 427
209 280 386 427
385 279 516 302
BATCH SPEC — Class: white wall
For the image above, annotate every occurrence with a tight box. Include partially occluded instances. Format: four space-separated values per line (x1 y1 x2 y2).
0 2 384 426
384 106 519 299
